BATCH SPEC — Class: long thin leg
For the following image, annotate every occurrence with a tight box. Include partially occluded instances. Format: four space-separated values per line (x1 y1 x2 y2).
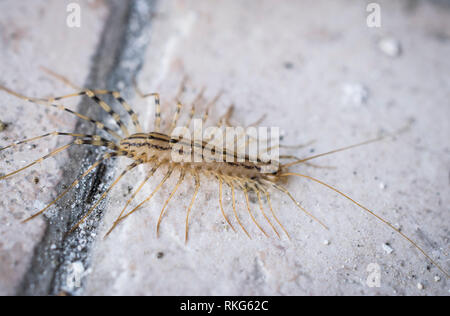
223 176 251 239
156 168 186 237
175 75 188 101
115 165 174 223
185 87 205 129
265 180 329 230
217 104 234 127
279 172 450 278
242 185 269 237
185 169 200 242
0 85 122 140
0 139 119 181
48 91 131 137
22 151 121 222
202 91 223 125
255 188 280 238
42 66 143 133
263 189 291 239
68 159 142 234
0 132 118 152
133 82 161 132
169 101 183 134
218 176 236 232
104 159 160 238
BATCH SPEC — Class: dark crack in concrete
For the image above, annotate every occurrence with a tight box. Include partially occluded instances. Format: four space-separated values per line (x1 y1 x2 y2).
16 0 157 296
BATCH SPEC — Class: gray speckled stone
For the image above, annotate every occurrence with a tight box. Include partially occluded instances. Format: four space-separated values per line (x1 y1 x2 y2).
1 0 449 296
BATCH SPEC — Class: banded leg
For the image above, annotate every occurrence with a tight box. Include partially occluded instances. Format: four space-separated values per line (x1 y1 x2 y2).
133 82 161 132
23 151 121 222
0 139 114 181
0 85 122 140
156 168 186 237
169 101 183 134
42 67 142 134
1 132 118 152
48 91 131 137
104 159 161 237
68 159 142 234
185 169 200 242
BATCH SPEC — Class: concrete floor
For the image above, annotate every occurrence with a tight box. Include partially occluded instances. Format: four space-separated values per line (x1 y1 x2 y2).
0 0 449 295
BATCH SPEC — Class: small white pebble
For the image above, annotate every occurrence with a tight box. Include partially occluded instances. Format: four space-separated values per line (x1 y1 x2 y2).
341 83 369 106
417 282 424 290
323 240 330 246
379 182 386 190
379 37 402 57
382 243 394 254
434 276 441 282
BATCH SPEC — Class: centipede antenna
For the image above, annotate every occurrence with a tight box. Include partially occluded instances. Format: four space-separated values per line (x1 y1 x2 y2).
280 172 449 278
282 137 385 169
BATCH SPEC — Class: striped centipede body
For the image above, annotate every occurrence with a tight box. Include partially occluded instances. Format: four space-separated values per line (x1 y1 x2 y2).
0 68 448 279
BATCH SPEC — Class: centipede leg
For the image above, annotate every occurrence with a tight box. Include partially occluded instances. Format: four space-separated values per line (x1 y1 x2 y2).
112 166 175 228
104 160 161 238
223 176 251 239
156 168 186 237
68 159 142 234
185 169 200 243
23 151 121 222
217 176 236 232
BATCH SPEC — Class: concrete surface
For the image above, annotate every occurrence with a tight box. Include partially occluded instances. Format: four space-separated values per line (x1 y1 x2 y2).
0 0 449 296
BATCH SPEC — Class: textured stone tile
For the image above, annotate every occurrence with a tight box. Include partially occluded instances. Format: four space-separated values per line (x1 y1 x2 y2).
0 0 107 295
84 0 449 295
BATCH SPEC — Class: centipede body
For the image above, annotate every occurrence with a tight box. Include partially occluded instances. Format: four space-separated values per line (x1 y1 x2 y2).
0 69 448 279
